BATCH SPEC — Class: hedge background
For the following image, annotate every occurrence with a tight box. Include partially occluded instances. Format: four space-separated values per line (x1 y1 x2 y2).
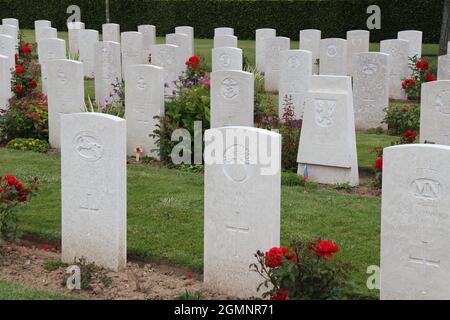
0 0 444 43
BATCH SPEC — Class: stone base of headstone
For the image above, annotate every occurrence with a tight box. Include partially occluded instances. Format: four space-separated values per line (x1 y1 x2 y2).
298 164 359 186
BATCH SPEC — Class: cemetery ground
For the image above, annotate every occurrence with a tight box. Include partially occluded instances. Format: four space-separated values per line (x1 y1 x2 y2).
0 30 439 300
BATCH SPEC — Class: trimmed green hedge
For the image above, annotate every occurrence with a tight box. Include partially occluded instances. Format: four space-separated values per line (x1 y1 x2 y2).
0 0 443 43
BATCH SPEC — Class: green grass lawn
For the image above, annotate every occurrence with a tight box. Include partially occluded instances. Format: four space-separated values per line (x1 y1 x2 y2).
0 279 77 300
1 147 384 299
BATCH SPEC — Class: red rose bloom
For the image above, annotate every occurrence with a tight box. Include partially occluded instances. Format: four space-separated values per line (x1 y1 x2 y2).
265 247 296 268
15 65 24 74
191 63 199 70
375 157 383 172
20 43 32 54
312 240 339 259
401 106 409 113
30 81 37 89
403 130 417 143
416 60 429 71
15 85 23 94
188 56 200 64
425 72 436 82
42 244 49 251
270 290 288 300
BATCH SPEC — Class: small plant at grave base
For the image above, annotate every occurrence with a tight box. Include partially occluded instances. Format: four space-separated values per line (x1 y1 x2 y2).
383 104 420 136
101 275 113 288
371 130 417 188
0 176 38 244
175 290 204 300
402 56 437 101
66 257 97 290
333 183 353 191
6 138 51 153
43 260 67 272
251 239 353 300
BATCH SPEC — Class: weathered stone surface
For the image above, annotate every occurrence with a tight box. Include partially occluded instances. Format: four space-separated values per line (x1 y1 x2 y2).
0 54 12 111
67 22 85 55
214 27 234 36
138 25 156 64
398 30 422 58
300 29 321 75
380 39 410 100
79 29 99 78
438 55 450 81
214 35 238 48
94 41 122 107
102 23 120 43
151 44 184 95
346 30 370 76
256 28 276 72
38 38 67 95
319 38 347 76
212 47 243 72
121 32 144 78
175 26 194 57
264 36 290 92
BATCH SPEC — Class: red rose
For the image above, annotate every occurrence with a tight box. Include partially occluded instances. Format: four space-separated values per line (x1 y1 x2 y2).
191 63 199 70
416 60 429 71
15 65 24 74
403 130 417 143
20 43 32 54
189 56 200 64
311 240 339 259
270 290 288 300
401 106 409 113
265 247 295 268
15 54 18 62
200 71 206 77
425 72 436 82
42 244 49 251
15 85 23 94
30 81 37 89
375 157 383 172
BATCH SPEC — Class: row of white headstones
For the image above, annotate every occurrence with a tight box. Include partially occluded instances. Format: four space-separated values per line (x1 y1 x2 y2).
2 18 450 299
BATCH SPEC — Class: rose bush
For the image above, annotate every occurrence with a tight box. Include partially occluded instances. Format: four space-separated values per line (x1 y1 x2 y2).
383 104 420 136
402 57 436 100
251 239 352 300
0 176 38 243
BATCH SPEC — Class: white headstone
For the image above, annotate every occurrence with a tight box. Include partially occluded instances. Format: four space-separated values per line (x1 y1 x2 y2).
381 144 450 299
346 30 370 76
255 28 276 72
214 35 238 48
36 27 57 45
204 126 281 298
279 50 312 120
319 38 347 76
38 38 66 95
438 55 450 81
47 59 85 148
0 34 15 72
102 23 120 43
175 26 194 57
398 30 423 58
166 33 191 64
0 24 18 51
2 18 19 29
211 70 254 128
353 52 390 130
67 22 85 55
264 36 290 92
0 55 12 111
380 39 410 100
419 80 450 145
34 20 51 43
300 29 321 75
94 41 122 107
61 112 126 271
212 47 243 72
121 32 144 78
79 29 99 78
297 75 359 186
214 27 234 36
138 25 156 64
125 64 164 157
151 44 184 95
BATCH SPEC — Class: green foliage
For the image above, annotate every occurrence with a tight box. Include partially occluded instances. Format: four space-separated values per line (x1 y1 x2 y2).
0 94 49 142
383 104 420 136
101 275 113 288
7 138 51 153
281 172 303 187
0 0 443 43
43 260 67 272
176 290 204 300
402 56 437 101
72 257 96 290
333 183 354 191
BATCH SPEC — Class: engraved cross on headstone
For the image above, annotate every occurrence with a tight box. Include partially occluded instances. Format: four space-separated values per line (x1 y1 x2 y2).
80 193 99 214
408 240 440 295
226 202 249 259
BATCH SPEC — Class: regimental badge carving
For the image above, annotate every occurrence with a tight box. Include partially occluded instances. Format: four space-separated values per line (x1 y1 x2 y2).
73 132 104 161
137 76 147 90
314 99 336 127
327 45 338 57
287 55 300 68
362 63 379 75
220 78 239 100
57 69 68 85
219 53 231 67
351 38 363 47
410 178 441 200
435 90 450 115
222 144 251 183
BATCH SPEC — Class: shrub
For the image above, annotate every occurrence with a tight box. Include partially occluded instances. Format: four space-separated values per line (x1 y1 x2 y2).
251 239 353 300
7 138 51 153
0 176 38 243
12 37 39 99
402 57 437 101
383 104 420 136
0 94 49 142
